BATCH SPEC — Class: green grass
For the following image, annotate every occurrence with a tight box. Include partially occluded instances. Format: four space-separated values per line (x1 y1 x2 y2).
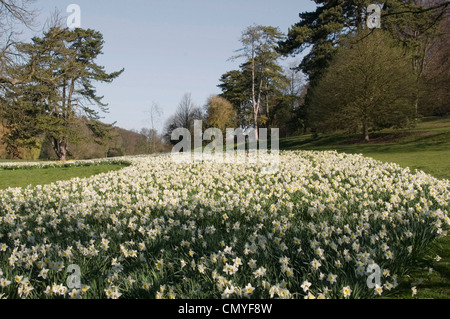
279 116 450 299
389 236 450 299
279 121 450 181
0 163 128 190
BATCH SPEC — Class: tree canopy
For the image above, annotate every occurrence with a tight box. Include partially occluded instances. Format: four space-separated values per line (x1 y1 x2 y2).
308 29 416 141
278 0 449 83
1 26 124 160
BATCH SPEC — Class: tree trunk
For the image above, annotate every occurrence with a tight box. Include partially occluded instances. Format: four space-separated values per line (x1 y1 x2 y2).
414 95 419 117
53 138 68 161
363 122 370 143
251 51 259 141
59 141 68 161
253 111 259 142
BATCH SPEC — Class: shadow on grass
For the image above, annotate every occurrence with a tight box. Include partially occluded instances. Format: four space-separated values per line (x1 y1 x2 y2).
280 131 450 154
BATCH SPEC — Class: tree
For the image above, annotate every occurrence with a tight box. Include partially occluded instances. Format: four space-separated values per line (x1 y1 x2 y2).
205 95 236 134
382 0 450 116
12 26 124 161
308 30 416 142
0 0 37 85
278 0 449 84
145 101 162 153
137 127 168 154
278 0 450 131
415 0 450 116
164 93 203 145
218 69 253 129
231 25 285 140
278 0 365 84
0 0 38 158
269 60 307 137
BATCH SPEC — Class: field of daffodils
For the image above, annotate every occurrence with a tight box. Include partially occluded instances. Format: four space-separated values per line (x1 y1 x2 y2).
0 151 448 299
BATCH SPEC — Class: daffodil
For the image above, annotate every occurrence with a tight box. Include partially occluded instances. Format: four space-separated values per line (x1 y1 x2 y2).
342 286 352 298
0 278 11 288
327 273 337 284
301 280 312 292
310 259 321 270
142 282 151 290
243 283 255 297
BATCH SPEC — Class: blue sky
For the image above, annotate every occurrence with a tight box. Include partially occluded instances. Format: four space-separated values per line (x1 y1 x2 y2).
31 0 317 133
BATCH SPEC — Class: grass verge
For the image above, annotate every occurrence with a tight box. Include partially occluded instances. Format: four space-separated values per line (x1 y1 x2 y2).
0 162 128 190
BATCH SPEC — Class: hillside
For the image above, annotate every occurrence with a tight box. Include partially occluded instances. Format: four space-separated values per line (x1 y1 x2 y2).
279 116 450 180
0 120 169 161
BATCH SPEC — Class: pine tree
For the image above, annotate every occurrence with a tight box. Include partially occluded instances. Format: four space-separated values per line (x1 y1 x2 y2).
218 69 253 129
278 0 449 83
230 25 286 140
14 27 124 161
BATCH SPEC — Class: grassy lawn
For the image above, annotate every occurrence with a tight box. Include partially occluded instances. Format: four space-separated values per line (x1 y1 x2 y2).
279 122 450 181
0 163 128 190
279 116 450 299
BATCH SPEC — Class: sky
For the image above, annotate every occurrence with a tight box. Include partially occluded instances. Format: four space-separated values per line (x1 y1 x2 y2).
29 0 317 133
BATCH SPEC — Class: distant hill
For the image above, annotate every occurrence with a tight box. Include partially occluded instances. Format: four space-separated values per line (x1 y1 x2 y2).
0 119 170 161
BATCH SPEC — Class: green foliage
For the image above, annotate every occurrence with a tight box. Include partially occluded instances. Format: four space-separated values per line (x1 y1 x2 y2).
278 0 448 83
205 95 237 133
218 69 253 128
1 26 124 160
308 30 416 141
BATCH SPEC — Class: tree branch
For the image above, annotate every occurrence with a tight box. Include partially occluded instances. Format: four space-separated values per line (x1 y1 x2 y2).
382 2 449 18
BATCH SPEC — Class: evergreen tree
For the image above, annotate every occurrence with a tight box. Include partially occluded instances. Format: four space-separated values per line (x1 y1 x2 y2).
278 0 448 84
218 69 253 129
278 0 449 133
13 27 124 161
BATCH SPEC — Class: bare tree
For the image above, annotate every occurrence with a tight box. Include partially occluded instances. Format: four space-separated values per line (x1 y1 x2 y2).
419 1 450 115
0 0 37 85
284 60 307 109
0 0 37 27
163 93 203 145
145 101 162 153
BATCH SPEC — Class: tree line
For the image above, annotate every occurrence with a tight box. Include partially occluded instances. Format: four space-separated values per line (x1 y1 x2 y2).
0 1 171 160
165 0 449 145
1 1 449 160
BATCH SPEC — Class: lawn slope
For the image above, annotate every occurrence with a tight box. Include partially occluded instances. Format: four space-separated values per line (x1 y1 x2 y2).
279 117 450 181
